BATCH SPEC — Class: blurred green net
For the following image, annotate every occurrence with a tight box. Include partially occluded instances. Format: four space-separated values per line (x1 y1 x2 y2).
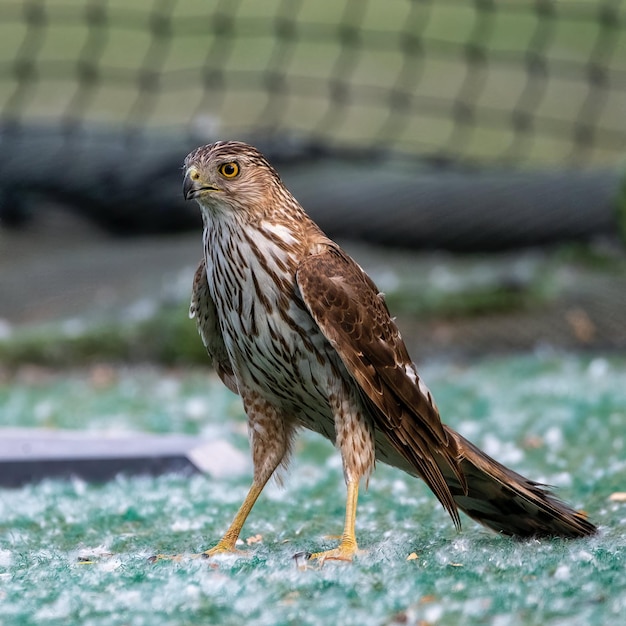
1 0 625 164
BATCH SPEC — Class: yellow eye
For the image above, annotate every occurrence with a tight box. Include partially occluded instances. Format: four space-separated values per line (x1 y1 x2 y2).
219 162 240 179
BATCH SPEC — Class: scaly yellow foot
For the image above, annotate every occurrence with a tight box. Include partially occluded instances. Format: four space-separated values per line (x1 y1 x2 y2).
148 553 190 563
294 536 363 568
148 545 246 563
299 479 362 566
307 541 360 564
202 541 247 559
150 479 267 563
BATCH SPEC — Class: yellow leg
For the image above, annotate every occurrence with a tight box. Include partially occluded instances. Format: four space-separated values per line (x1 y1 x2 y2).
149 480 265 563
203 480 265 557
307 479 361 564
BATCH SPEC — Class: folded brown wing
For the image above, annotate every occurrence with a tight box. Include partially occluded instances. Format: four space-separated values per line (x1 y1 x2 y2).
296 245 465 526
190 259 239 395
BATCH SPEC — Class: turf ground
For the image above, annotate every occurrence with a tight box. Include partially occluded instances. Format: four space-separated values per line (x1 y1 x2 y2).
1 354 624 626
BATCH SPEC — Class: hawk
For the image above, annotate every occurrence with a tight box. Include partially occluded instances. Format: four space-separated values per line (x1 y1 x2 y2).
183 141 595 562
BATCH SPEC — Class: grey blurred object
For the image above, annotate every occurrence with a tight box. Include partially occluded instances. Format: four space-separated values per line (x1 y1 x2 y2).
0 428 249 487
0 125 624 251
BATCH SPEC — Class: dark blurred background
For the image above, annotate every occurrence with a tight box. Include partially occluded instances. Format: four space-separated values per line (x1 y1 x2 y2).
1 0 625 363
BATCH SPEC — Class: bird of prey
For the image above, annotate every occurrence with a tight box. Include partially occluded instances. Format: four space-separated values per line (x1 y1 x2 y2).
183 141 596 562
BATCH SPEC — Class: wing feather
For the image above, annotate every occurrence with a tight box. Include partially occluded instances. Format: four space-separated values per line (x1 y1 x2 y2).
190 259 239 395
296 245 465 526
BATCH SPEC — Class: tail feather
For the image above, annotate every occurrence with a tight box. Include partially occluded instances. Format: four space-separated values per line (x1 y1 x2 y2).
442 427 596 538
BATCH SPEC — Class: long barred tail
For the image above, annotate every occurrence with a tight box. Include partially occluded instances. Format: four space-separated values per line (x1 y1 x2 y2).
443 427 597 538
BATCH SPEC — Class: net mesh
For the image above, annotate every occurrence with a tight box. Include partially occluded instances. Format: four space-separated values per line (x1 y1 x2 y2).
1 1 625 355
0 0 625 165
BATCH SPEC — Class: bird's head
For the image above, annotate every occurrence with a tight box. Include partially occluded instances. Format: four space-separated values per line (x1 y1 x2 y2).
183 141 283 215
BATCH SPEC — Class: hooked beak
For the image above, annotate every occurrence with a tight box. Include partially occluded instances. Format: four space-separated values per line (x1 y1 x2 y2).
183 171 218 201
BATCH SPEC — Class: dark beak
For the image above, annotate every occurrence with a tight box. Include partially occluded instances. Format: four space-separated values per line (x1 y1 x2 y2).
183 172 219 201
183 172 198 201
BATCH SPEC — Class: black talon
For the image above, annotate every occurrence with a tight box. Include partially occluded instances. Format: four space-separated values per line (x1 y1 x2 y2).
292 551 313 565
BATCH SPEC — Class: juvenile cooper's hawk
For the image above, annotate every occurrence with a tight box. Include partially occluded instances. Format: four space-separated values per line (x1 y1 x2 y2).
183 141 595 562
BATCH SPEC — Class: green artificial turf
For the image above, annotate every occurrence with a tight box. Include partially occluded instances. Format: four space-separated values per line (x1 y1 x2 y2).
0 353 624 625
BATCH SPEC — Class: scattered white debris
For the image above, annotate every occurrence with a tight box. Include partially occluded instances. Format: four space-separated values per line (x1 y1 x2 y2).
549 472 573 488
554 564 571 581
34 593 72 621
422 602 444 623
0 549 12 567
587 358 609 379
463 597 491 617
246 534 263 545
544 426 564 451
184 397 208 420
576 550 594 563
156 377 181 399
609 492 626 502
171 519 203 532
33 400 54 422
457 421 480 439
481 433 524 465
99 558 122 572
76 545 113 560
